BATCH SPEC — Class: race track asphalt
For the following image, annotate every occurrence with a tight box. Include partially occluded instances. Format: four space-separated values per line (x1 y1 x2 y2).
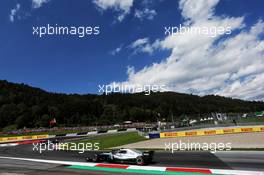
0 143 264 175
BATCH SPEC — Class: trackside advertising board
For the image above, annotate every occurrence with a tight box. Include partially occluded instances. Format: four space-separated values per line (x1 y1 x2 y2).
0 135 49 143
159 126 264 138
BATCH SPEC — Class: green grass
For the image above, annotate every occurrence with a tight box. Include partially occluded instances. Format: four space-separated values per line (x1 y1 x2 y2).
2 125 18 132
75 132 147 150
239 117 264 123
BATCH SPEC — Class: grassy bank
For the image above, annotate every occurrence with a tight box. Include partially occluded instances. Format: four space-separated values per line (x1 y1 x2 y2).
239 117 264 123
75 132 147 150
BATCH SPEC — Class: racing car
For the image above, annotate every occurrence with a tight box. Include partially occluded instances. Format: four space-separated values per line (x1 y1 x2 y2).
86 148 154 165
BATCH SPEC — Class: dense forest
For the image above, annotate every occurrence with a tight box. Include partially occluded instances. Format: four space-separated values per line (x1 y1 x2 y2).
0 80 264 129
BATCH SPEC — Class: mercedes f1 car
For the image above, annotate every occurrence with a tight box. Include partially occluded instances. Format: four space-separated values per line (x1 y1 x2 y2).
86 148 154 165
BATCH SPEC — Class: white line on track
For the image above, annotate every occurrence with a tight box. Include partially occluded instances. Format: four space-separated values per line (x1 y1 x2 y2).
0 156 96 167
0 143 19 147
212 169 264 175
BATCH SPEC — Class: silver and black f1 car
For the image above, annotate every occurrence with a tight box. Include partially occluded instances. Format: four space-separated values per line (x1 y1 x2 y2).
86 148 154 165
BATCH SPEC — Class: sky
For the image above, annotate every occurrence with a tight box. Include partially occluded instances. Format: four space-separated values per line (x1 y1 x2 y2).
0 0 264 101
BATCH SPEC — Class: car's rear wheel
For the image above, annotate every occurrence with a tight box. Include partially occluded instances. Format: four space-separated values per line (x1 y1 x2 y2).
92 154 100 162
136 156 145 166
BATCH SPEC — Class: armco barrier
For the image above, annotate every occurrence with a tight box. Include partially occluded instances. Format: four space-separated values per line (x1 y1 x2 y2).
66 133 77 137
55 133 67 137
159 126 264 138
127 128 137 131
0 134 49 143
107 130 118 133
87 131 98 135
77 132 88 135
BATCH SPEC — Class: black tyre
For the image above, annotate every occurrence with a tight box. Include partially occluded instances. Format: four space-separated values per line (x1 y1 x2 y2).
136 156 145 166
92 154 100 162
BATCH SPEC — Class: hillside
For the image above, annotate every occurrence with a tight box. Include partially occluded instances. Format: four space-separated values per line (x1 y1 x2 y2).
0 80 264 129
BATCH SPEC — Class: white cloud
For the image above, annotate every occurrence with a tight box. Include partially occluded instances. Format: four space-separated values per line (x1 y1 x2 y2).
32 0 49 9
134 8 157 20
110 45 123 55
129 38 161 55
131 38 149 48
93 0 133 22
116 0 264 101
9 4 21 22
179 0 219 23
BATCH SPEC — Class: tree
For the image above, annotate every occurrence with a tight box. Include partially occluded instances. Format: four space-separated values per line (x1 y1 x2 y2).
0 80 264 129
